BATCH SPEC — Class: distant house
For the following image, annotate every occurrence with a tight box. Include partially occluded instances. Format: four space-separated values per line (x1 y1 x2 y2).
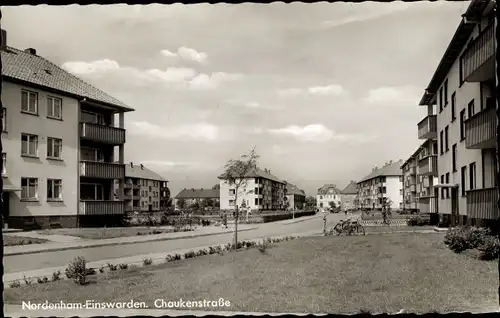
357 160 403 210
316 184 342 209
285 183 306 211
340 181 358 210
174 188 220 209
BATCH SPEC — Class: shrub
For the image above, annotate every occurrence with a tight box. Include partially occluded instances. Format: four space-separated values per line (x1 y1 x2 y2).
107 263 118 271
85 268 96 276
52 270 61 281
143 258 153 266
99 266 105 273
23 276 33 286
444 227 472 253
119 263 129 270
165 255 174 262
65 256 88 285
184 251 196 259
407 215 430 226
478 236 500 260
9 280 21 288
152 230 162 235
467 227 491 249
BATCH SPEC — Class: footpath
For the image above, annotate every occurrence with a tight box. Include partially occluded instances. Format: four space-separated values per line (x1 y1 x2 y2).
4 224 258 257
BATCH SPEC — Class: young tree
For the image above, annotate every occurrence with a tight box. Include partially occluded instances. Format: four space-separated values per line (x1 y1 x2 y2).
219 148 259 250
177 198 186 210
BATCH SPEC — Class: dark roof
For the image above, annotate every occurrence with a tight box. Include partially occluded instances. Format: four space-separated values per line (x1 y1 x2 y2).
317 184 342 195
418 0 491 105
286 183 306 196
125 164 167 182
341 181 358 195
358 160 403 184
175 188 220 199
218 166 285 184
1 45 134 112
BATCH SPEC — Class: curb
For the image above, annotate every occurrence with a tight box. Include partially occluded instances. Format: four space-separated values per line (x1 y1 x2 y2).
4 227 258 257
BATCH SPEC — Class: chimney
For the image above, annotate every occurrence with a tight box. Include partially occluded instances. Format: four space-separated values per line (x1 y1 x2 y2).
140 164 144 170
1 29 6 50
24 48 36 55
130 162 133 168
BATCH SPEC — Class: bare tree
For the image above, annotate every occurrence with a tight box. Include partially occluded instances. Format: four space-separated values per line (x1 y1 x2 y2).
220 148 259 250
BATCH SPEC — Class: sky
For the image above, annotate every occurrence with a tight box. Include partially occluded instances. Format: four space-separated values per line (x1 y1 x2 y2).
2 2 470 197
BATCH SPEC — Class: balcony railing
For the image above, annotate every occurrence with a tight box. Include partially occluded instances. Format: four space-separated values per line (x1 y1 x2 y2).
80 161 125 179
465 106 496 149
466 187 498 220
79 200 125 215
417 115 437 140
461 23 495 82
418 197 438 213
80 122 126 145
418 155 438 176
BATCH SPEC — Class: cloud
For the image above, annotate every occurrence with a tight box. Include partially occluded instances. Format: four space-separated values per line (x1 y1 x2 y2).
128 121 220 142
160 46 208 63
277 84 345 97
264 124 377 143
61 59 241 89
363 85 420 104
141 160 201 171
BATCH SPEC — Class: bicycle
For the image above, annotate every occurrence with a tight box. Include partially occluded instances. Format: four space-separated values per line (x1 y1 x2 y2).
330 218 365 236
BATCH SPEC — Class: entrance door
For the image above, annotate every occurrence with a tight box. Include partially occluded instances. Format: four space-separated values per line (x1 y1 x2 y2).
451 187 459 227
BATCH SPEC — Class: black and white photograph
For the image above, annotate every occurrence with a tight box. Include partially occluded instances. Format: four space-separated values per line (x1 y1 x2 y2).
0 0 498 316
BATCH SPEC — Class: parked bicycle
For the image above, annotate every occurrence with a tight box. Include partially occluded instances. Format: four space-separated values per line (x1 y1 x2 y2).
329 218 365 236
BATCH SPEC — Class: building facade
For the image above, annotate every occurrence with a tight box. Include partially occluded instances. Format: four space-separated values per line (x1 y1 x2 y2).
1 30 134 229
316 184 342 209
340 181 358 210
285 183 306 211
357 160 403 210
123 163 168 213
401 151 418 212
417 0 496 227
174 188 220 209
218 167 286 211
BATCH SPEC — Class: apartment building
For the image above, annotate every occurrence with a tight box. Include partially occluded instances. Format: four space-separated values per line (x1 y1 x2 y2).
285 183 306 211
418 0 496 227
0 29 134 229
174 188 220 209
340 181 358 210
122 162 169 213
401 151 418 212
316 184 342 209
218 167 286 211
357 160 403 210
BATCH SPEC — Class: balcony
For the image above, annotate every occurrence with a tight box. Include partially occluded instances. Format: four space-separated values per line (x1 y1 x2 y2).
79 200 125 215
418 197 438 213
466 187 498 220
408 184 416 193
80 122 126 145
80 161 125 179
417 115 437 140
418 155 438 176
465 106 496 149
460 23 495 83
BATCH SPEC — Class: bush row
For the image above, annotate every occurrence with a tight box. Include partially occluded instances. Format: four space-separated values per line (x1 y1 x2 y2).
8 235 299 288
406 215 431 227
444 226 499 260
262 210 315 223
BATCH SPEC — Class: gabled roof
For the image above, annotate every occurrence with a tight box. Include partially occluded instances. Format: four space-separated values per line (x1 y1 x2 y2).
175 188 220 199
286 183 306 196
125 164 167 182
1 45 134 112
341 181 358 195
358 160 403 184
317 184 342 195
218 166 285 184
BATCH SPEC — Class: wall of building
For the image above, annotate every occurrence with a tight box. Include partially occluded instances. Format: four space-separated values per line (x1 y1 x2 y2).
139 179 161 211
341 194 356 210
316 193 341 209
3 81 79 222
220 178 259 210
385 176 403 210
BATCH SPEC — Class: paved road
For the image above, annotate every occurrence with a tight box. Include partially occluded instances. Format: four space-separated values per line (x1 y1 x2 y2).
5 213 348 274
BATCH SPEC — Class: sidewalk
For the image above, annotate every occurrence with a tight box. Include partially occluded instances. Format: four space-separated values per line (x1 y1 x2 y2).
4 225 258 257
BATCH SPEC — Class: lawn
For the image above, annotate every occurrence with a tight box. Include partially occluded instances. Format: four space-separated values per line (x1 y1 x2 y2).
36 226 194 240
5 233 497 313
3 235 49 246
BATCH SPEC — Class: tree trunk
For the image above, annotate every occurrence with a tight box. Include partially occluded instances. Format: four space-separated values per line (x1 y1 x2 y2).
234 204 239 250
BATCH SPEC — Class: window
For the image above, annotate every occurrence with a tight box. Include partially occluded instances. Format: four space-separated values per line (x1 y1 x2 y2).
149 196 152 203
461 166 467 196
1 153 6 176
21 177 38 200
80 183 103 200
445 173 450 198
439 87 443 112
440 175 445 199
81 111 105 125
21 133 38 157
469 162 476 190
452 144 457 172
149 186 152 192
460 110 466 141
444 126 449 151
451 92 456 121
47 179 62 200
21 90 38 114
229 200 235 206
229 189 235 195
2 107 6 132
443 79 448 105
255 198 259 205
80 147 103 162
468 99 475 118
47 96 62 119
47 137 62 159
439 130 444 154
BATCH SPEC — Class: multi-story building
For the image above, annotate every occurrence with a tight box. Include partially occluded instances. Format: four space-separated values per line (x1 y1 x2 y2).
357 160 403 210
122 162 168 213
316 184 342 209
285 183 306 211
401 151 419 212
415 139 439 218
174 188 220 209
0 30 134 229
340 181 358 210
417 0 496 227
159 181 171 210
218 167 286 211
